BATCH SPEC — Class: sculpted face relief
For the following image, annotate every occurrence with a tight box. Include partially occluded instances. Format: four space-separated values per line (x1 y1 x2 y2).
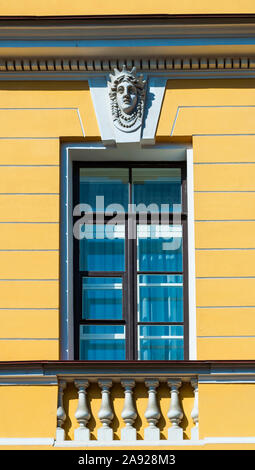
116 80 138 115
108 65 146 132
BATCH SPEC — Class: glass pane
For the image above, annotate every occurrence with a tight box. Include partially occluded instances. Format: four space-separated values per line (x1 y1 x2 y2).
138 325 184 360
132 168 181 212
80 168 129 212
137 225 183 272
79 224 125 271
80 325 125 360
82 277 123 320
138 275 183 322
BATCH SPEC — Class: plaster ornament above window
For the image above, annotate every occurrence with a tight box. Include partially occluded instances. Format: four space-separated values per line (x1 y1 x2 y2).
108 65 146 133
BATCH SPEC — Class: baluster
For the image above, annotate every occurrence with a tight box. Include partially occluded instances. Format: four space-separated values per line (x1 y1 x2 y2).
56 380 66 441
144 379 160 441
167 379 183 441
191 379 199 440
98 379 114 441
74 380 91 441
121 379 137 441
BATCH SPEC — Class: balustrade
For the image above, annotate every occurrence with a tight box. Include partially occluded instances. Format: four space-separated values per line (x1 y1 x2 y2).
56 376 199 444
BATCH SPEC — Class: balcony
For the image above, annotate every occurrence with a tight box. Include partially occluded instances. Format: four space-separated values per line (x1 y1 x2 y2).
55 361 202 446
1 360 255 448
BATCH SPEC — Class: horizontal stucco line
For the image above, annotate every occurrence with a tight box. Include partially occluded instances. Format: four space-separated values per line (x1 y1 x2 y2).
0 137 59 140
196 248 255 250
195 220 255 222
0 222 59 224
0 249 59 252
0 165 60 167
193 134 255 137
0 107 78 111
184 104 255 108
198 336 255 338
0 279 59 281
0 193 59 195
0 337 59 341
197 276 255 279
197 305 255 308
195 191 255 193
194 162 255 165
0 308 57 310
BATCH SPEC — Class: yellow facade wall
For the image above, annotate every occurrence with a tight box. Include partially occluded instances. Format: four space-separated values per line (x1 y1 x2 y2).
0 386 58 438
0 309 59 338
0 82 99 139
1 0 255 15
0 78 255 375
157 79 255 138
199 383 255 438
193 135 255 360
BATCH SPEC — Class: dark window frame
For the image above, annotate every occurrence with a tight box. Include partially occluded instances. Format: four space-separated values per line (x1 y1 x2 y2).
73 161 188 360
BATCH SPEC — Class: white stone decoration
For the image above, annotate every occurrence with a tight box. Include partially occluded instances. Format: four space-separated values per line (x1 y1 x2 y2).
167 379 184 441
108 65 146 133
98 379 114 442
191 379 199 440
144 379 161 440
74 380 91 442
121 379 137 441
56 380 66 441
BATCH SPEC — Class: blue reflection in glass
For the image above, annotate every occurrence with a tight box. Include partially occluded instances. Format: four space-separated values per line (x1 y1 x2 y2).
138 275 183 322
132 168 181 212
138 325 184 360
79 225 125 271
80 168 129 212
80 325 125 360
82 277 122 320
137 225 183 272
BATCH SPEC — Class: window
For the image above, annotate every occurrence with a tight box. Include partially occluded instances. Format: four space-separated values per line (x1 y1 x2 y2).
73 163 188 360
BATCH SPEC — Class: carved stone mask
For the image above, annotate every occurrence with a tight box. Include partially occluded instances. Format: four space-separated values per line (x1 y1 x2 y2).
116 80 138 115
108 65 146 132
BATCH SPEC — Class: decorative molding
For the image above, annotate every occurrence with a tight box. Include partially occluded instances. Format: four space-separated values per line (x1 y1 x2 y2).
0 56 255 73
2 436 255 447
108 66 146 133
53 436 255 447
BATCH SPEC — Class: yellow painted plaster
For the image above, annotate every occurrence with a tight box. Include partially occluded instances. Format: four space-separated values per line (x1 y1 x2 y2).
196 250 255 277
0 280 59 308
0 223 59 250
198 337 255 359
194 192 255 220
194 164 255 191
195 221 255 249
199 383 255 437
0 251 59 279
157 79 255 137
193 135 255 163
0 195 59 222
0 340 59 360
197 307 255 336
0 139 60 165
0 386 58 437
1 0 255 15
197 278 255 307
0 82 99 138
0 166 59 193
0 309 59 338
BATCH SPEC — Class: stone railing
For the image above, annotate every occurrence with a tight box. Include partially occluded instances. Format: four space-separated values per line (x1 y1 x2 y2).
55 363 199 444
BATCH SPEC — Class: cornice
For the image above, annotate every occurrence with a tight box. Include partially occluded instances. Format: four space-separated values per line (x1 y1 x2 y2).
0 56 255 74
